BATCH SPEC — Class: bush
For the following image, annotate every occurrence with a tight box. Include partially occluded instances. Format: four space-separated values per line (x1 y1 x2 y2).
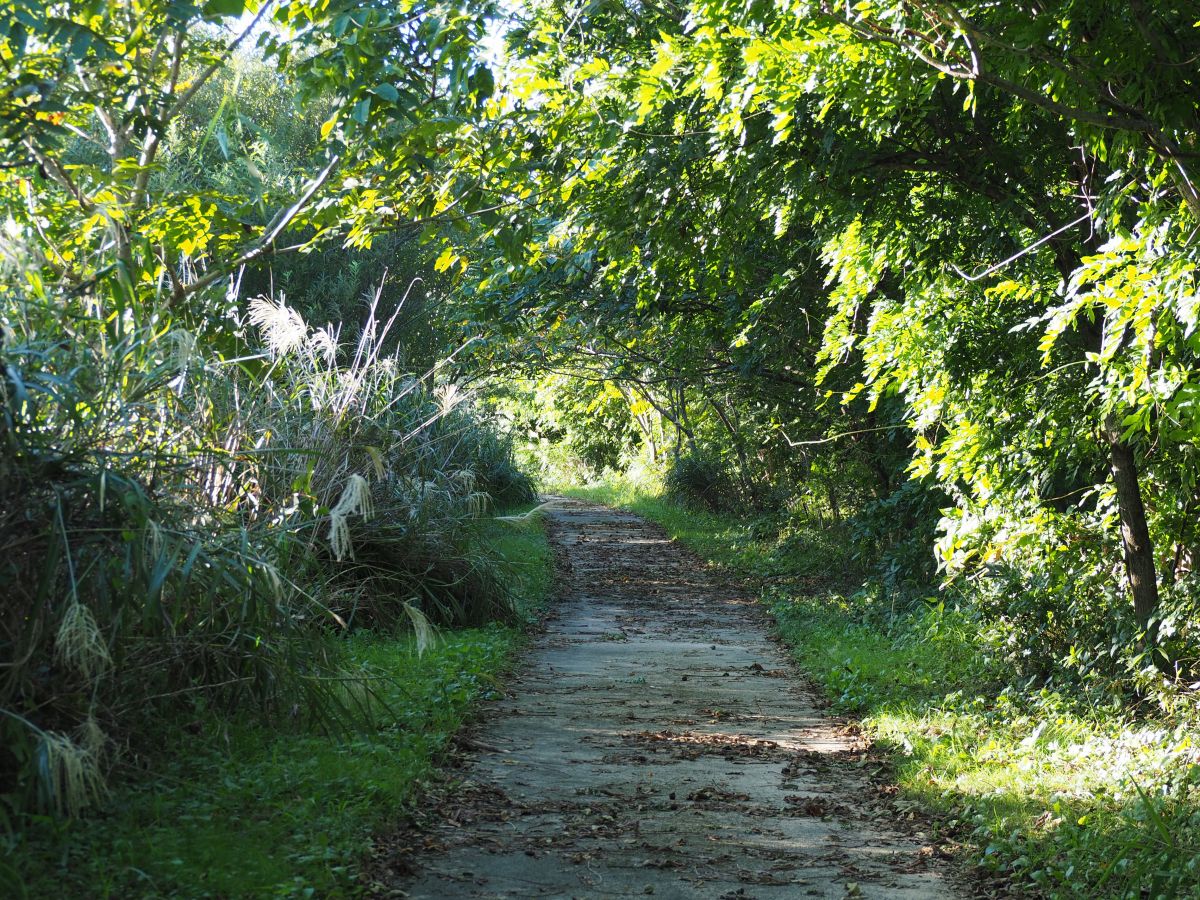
456 423 538 508
848 479 948 599
664 452 738 512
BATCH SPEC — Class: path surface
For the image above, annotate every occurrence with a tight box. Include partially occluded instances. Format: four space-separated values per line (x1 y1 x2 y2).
386 501 954 899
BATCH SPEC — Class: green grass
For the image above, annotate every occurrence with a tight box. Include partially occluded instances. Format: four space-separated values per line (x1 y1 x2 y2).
575 480 1200 899
773 595 1200 897
5 516 553 899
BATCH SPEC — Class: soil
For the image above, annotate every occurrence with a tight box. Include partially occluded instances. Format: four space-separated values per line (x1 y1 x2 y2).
368 500 956 899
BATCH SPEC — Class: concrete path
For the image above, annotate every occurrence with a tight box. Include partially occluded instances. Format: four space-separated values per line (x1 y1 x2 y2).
386 500 954 899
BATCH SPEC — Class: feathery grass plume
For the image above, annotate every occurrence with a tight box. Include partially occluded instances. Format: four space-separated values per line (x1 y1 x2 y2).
309 325 339 366
36 731 105 818
248 294 308 357
55 602 112 681
79 715 108 761
364 445 386 480
495 500 557 529
435 383 463 417
258 560 285 603
466 491 491 518
168 328 198 370
328 474 374 561
402 601 438 657
449 469 476 493
143 518 164 562
403 477 447 507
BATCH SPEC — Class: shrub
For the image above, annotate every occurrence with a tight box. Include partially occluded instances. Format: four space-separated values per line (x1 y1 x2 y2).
665 452 738 512
454 422 538 508
0 284 531 821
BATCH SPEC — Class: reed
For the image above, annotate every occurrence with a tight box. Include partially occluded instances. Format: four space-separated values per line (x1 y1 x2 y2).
0 281 532 820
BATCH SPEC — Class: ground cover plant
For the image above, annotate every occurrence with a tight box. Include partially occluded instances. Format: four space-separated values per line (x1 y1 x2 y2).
567 479 1200 898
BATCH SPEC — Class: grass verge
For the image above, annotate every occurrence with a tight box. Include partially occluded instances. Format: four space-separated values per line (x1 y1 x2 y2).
561 480 1200 899
4 514 553 900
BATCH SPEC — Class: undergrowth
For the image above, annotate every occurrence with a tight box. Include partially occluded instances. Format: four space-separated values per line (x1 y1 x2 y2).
3 512 553 899
1 278 535 821
567 480 1200 899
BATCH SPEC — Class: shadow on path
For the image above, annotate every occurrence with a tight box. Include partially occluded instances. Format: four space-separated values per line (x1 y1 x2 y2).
377 500 955 899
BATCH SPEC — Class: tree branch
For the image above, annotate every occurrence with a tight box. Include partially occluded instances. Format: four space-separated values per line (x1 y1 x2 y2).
179 153 342 300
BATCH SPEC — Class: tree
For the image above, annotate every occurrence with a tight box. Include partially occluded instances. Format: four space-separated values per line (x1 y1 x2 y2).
448 0 1200 673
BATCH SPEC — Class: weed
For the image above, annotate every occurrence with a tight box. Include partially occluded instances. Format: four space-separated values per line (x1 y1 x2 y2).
9 513 553 897
1 281 535 820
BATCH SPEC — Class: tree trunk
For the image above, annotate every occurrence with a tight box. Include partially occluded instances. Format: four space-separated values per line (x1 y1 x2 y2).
1102 414 1160 637
622 387 659 463
631 383 692 461
863 408 893 499
705 392 759 507
675 383 699 456
1071 304 1162 641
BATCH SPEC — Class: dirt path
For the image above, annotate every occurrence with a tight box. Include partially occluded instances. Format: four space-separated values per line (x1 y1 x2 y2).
382 500 955 898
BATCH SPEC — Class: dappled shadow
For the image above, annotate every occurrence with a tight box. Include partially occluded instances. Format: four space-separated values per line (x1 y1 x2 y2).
368 500 955 899
771 569 1200 898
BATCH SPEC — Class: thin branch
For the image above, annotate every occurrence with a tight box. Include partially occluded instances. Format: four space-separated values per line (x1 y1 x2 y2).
179 153 342 299
825 3 1154 132
132 28 187 208
23 142 92 211
75 66 124 156
778 423 906 447
950 213 1090 282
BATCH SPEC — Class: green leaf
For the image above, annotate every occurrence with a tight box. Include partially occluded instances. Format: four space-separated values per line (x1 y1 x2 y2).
205 0 246 18
469 65 495 102
370 83 399 103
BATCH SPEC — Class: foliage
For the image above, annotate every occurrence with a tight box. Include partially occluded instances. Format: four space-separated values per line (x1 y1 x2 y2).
488 375 649 482
664 452 737 513
139 47 459 371
0 276 531 817
0 0 529 823
430 0 1200 691
9 509 550 899
11 632 509 898
7 0 1200 888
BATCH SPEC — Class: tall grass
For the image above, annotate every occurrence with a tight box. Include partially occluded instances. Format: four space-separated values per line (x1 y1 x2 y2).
0 275 532 823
